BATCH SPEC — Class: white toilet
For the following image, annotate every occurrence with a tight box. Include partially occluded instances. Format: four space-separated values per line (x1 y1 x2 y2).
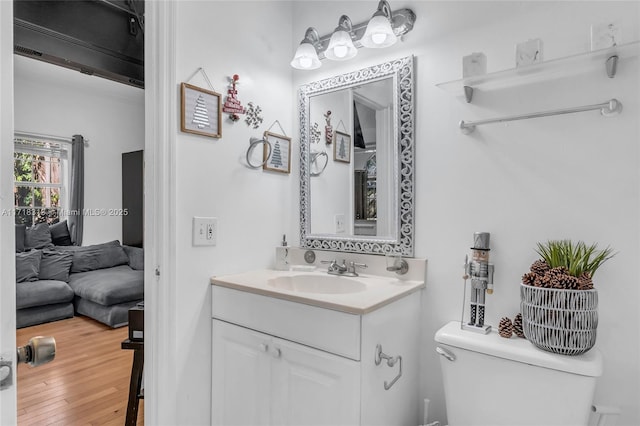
434 321 603 426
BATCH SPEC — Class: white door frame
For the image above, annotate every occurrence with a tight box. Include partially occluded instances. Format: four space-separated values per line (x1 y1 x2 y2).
0 1 17 424
143 1 178 424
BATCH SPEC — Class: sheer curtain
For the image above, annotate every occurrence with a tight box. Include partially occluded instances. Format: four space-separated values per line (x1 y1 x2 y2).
68 134 84 245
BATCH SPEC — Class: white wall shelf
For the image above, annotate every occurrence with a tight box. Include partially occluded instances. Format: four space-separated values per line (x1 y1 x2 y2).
437 41 640 103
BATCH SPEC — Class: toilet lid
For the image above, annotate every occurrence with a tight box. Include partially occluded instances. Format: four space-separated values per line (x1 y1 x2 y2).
435 321 603 377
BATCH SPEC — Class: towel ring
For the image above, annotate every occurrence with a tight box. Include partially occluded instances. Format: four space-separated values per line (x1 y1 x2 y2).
246 137 272 169
310 151 328 176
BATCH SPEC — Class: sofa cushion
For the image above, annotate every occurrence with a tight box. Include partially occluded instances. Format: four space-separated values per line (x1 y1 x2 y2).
25 222 53 250
16 224 26 252
74 298 141 328
50 220 73 246
39 250 74 282
16 279 74 309
123 245 144 270
16 250 42 283
58 240 130 273
68 265 144 306
17 303 74 329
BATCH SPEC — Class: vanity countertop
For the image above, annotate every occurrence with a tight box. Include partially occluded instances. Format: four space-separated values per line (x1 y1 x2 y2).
210 269 425 315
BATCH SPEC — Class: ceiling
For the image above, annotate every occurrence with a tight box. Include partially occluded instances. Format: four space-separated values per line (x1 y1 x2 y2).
14 0 145 88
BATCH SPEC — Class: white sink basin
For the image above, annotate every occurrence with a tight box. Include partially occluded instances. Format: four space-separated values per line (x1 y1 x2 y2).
267 274 367 294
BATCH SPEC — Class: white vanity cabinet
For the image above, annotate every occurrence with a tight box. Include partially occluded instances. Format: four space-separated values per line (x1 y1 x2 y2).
212 319 360 426
211 276 423 426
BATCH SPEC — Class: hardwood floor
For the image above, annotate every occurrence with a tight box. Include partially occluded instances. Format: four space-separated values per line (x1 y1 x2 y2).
16 316 144 425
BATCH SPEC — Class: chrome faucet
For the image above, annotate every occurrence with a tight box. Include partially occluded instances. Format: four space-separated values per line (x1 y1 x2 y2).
321 259 367 277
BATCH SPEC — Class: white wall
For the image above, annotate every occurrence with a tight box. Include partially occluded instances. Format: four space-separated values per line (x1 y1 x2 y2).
293 1 640 425
172 2 294 424
14 56 144 246
310 89 353 234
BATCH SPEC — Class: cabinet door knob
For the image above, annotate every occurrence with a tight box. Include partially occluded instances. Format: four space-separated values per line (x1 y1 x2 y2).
259 343 268 352
271 347 282 358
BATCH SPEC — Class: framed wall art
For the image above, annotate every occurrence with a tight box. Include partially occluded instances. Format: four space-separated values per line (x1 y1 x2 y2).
263 131 291 174
180 82 222 138
333 130 351 163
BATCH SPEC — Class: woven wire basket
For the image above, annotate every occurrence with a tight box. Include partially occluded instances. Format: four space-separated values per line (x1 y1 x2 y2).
520 283 598 356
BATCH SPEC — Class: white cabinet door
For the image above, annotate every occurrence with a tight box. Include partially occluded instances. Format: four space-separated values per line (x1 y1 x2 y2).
212 320 271 426
271 337 361 426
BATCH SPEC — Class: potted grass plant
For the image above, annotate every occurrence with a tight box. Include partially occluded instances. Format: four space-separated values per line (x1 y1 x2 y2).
520 240 615 355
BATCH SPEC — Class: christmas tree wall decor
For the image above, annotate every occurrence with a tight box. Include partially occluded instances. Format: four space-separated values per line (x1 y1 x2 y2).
333 130 351 163
192 95 211 129
263 131 291 174
223 74 246 122
180 82 222 138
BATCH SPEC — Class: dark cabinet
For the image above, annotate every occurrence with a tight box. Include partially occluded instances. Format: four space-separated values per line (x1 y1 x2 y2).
122 150 143 247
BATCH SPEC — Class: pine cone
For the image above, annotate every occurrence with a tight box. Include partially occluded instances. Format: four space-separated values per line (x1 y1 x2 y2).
559 275 580 290
546 267 568 289
535 273 552 288
498 317 513 338
577 272 594 290
530 259 550 275
522 272 537 286
513 313 525 338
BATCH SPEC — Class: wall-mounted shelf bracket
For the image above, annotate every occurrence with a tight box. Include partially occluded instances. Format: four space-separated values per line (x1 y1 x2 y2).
606 55 618 78
463 85 474 103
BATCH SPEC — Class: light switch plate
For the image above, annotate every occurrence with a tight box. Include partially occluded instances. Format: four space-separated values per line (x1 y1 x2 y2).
335 214 345 233
193 217 217 246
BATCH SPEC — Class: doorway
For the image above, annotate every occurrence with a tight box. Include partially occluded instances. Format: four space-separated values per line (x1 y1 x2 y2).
2 2 176 424
12 57 145 422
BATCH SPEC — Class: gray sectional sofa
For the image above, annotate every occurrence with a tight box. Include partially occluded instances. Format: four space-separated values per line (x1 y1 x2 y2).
15 221 144 329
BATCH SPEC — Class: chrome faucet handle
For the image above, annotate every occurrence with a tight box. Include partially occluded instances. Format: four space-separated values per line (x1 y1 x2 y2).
348 261 367 271
346 261 367 275
320 259 338 268
321 259 346 273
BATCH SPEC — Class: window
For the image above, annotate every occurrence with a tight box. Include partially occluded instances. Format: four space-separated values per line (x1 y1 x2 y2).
14 138 68 225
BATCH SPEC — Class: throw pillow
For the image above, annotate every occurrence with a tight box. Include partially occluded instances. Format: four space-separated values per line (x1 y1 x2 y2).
15 250 42 283
49 220 73 246
59 240 130 273
123 245 144 270
25 222 53 250
15 224 26 252
39 250 74 282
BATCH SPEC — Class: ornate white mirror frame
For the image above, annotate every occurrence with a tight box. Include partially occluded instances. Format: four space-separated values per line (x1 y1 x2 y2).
299 55 415 256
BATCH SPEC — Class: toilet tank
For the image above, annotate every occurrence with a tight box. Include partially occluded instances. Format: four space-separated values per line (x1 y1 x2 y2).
435 321 602 426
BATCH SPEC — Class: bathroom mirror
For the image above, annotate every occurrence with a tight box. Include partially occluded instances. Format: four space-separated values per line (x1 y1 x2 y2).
299 56 414 256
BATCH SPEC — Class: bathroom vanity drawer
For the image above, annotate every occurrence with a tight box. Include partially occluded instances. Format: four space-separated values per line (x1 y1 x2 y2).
212 285 362 360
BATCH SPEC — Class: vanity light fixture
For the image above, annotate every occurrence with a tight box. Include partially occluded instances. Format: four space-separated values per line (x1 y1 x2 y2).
290 0 415 70
325 16 358 61
290 27 322 70
360 0 397 48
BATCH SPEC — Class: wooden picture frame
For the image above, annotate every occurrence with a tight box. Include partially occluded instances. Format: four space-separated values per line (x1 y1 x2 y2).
263 131 291 174
180 83 222 138
333 130 351 163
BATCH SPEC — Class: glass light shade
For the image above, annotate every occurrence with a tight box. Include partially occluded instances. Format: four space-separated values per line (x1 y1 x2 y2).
360 15 397 48
290 42 321 70
325 30 358 61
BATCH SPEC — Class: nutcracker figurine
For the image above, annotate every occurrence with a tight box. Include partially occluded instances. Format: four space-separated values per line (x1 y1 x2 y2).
462 232 494 333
